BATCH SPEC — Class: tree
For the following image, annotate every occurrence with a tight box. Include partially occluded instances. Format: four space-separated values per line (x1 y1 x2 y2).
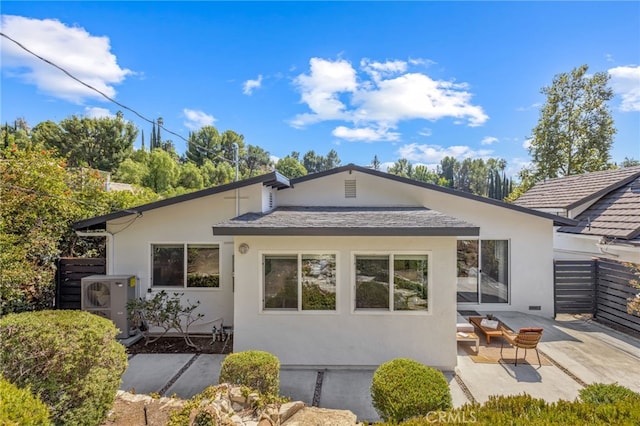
243 145 271 178
387 158 413 178
186 126 221 166
529 64 616 180
33 113 138 172
620 157 640 168
275 155 307 178
371 155 381 170
303 149 342 173
177 161 204 190
115 158 149 185
144 148 179 193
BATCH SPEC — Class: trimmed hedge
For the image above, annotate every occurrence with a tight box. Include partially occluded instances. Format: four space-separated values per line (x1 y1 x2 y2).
0 310 128 426
579 382 640 405
371 358 452 423
0 377 51 425
391 393 640 425
219 350 280 397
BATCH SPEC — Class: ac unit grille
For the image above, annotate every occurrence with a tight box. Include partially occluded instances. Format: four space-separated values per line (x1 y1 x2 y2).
84 281 111 308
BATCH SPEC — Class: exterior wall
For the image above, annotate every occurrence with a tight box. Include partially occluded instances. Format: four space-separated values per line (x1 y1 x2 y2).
107 183 265 333
554 232 640 263
279 170 556 317
232 236 458 369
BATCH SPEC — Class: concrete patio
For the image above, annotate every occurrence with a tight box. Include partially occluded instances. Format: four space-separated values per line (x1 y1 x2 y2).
119 312 640 423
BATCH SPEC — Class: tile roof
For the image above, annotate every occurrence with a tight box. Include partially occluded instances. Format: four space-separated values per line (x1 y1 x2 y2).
514 166 640 210
213 206 480 236
558 176 640 241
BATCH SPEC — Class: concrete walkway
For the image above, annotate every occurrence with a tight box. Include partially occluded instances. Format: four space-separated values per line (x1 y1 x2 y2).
119 312 640 423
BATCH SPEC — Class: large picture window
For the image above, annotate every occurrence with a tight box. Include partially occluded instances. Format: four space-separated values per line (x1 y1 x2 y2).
457 240 509 303
355 254 429 311
263 254 336 311
152 244 220 288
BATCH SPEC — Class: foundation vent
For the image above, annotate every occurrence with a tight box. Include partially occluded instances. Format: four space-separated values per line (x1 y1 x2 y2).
268 192 274 209
345 180 357 198
529 305 541 311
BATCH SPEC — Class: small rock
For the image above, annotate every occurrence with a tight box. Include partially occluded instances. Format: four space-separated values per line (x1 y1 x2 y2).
258 413 276 426
283 406 358 425
230 386 247 404
232 401 245 412
230 414 243 424
278 401 305 424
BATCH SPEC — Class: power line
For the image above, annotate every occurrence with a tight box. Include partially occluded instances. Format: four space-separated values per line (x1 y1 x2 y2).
0 31 237 165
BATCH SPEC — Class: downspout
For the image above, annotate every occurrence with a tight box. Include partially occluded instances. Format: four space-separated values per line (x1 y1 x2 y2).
233 143 239 216
75 230 114 275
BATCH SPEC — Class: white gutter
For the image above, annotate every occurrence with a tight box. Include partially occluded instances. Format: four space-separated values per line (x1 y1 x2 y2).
75 231 114 275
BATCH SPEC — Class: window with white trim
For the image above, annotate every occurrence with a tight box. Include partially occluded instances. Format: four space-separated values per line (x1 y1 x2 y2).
152 244 220 288
263 254 336 311
355 254 429 311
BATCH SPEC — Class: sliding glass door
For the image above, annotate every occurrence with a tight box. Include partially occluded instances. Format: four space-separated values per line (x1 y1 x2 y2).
457 240 509 304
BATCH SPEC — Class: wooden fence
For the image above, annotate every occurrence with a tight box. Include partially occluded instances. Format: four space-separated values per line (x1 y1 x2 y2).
554 258 640 336
596 259 640 335
55 257 106 310
554 260 596 314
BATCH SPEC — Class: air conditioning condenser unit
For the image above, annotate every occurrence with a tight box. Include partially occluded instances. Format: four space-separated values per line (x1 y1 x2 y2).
81 275 136 339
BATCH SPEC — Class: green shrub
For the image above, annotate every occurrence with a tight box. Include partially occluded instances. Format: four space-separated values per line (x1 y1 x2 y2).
579 382 640 405
219 350 280 397
0 377 51 425
390 394 640 425
371 358 452 423
0 310 128 426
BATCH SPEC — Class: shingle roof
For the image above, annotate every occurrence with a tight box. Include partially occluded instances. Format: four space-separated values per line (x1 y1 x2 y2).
212 206 480 236
514 166 640 210
558 176 640 241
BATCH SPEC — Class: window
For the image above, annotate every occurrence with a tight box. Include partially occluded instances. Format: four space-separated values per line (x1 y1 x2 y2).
152 244 220 288
355 254 429 311
457 240 509 304
263 254 336 311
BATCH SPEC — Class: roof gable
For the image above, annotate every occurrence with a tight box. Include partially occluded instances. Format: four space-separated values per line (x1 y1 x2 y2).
289 164 575 226
558 176 640 241
73 171 290 230
514 166 640 211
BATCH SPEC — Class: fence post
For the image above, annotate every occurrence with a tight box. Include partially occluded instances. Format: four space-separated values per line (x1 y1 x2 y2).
593 258 598 317
553 260 557 319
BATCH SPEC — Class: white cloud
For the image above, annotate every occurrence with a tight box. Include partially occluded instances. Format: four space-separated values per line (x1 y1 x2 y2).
608 65 640 112
84 106 112 118
506 157 533 177
481 136 498 145
522 138 533 150
515 102 542 112
290 57 488 140
242 74 263 95
290 58 358 127
397 143 492 164
360 58 407 81
605 53 614 63
0 15 132 104
332 125 400 142
418 128 432 137
183 108 216 130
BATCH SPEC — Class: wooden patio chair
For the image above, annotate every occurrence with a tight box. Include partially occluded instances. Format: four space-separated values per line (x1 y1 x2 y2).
500 327 543 366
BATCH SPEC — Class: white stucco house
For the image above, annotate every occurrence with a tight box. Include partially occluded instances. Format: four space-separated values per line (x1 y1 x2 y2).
74 164 573 369
514 166 640 264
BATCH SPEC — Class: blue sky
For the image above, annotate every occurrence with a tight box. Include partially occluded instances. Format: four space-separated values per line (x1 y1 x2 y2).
1 2 639 175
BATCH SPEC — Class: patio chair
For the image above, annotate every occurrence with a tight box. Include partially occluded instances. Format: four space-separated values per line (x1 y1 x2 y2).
500 327 543 366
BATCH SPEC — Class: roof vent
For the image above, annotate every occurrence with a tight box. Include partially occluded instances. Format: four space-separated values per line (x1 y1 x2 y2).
345 180 356 198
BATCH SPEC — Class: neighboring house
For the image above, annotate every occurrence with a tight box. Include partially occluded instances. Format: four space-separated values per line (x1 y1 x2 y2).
514 166 640 264
74 164 572 369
